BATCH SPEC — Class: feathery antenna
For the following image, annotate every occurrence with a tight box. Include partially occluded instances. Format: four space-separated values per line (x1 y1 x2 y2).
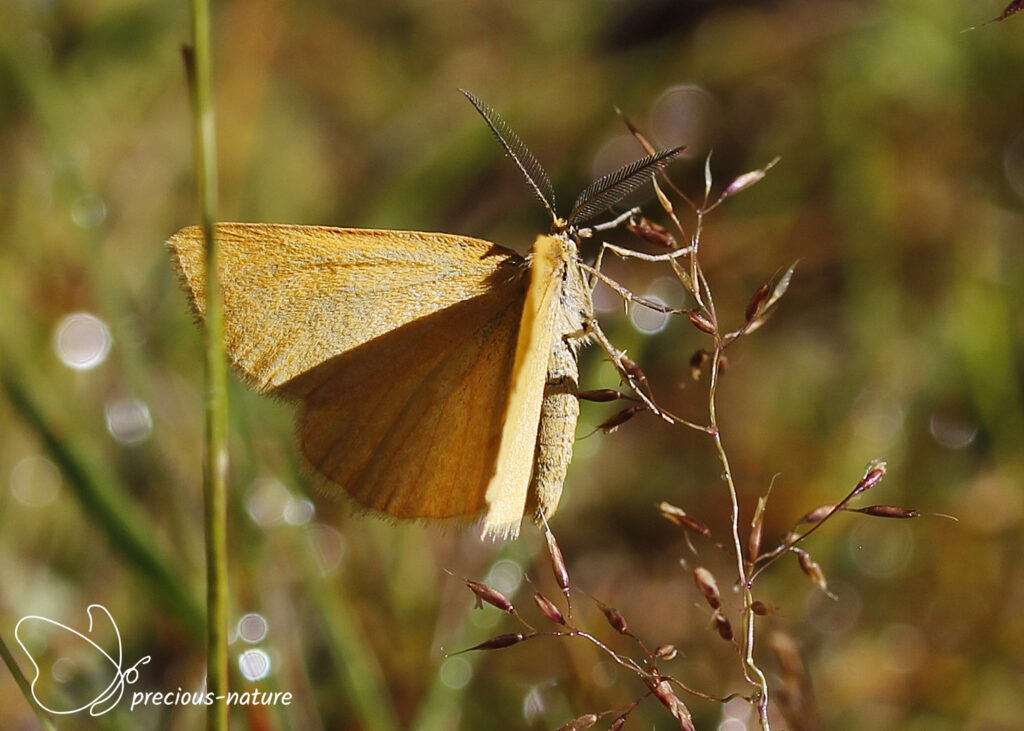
569 147 686 226
460 89 559 225
462 90 684 233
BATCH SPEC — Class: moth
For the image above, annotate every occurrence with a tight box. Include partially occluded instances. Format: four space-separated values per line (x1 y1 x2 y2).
169 91 682 538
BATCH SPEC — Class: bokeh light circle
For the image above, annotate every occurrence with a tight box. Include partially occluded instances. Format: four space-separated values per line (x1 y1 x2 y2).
53 313 112 370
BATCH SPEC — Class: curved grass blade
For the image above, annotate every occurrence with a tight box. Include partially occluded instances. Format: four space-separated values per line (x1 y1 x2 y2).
460 89 558 223
569 146 686 226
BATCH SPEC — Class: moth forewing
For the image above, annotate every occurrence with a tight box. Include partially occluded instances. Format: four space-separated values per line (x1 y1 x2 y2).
481 234 591 539
169 222 536 523
167 223 526 390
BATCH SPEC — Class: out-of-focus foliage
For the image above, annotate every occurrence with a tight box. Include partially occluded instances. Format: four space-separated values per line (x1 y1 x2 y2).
1 1 1022 729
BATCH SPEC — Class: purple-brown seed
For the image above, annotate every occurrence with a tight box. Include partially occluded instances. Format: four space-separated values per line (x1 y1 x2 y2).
658 502 715 540
745 283 772 323
647 675 695 729
800 504 839 524
722 164 774 199
685 309 716 335
621 354 649 387
628 217 677 249
654 644 678 660
533 592 566 625
794 547 831 596
464 579 514 613
598 404 645 433
853 505 920 519
556 713 600 731
749 496 767 562
693 567 722 609
712 610 733 641
462 632 527 652
854 461 888 495
600 604 630 635
545 529 570 592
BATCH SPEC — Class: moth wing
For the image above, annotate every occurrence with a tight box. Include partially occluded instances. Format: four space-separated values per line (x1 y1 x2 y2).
481 234 566 539
167 222 523 389
168 222 530 520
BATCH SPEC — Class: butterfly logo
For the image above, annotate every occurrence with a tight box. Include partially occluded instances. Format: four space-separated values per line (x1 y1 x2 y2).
14 604 151 716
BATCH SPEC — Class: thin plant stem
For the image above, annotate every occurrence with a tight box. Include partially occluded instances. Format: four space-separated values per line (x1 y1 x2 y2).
706 307 771 729
186 0 229 727
690 195 771 728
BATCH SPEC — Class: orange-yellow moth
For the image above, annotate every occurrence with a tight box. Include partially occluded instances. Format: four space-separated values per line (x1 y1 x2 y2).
168 91 682 538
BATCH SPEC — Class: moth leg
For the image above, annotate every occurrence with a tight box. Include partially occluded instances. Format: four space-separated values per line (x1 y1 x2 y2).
596 239 694 264
589 234 694 284
579 206 641 235
579 262 682 316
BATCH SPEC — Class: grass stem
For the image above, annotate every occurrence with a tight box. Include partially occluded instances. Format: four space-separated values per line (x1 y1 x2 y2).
185 0 229 726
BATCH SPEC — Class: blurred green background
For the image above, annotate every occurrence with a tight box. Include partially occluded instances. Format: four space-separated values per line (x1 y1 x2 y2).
2 0 1022 729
